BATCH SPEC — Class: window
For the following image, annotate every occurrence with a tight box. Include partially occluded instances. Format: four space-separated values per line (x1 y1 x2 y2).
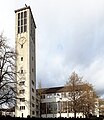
41 103 46 114
18 20 20 26
21 44 23 48
19 89 25 94
21 26 23 33
54 93 56 98
32 57 33 61
32 111 35 115
24 19 27 24
22 113 23 117
20 98 25 102
57 93 60 97
20 106 25 110
21 12 23 18
32 103 34 107
32 80 34 85
21 19 23 25
21 70 23 74
18 27 20 34
32 88 34 93
19 81 25 86
21 57 23 61
41 94 45 99
18 13 20 33
18 11 27 34
18 13 20 19
46 102 54 114
61 92 66 98
62 101 67 113
24 25 27 32
68 92 70 96
24 11 27 18
47 94 52 98
32 96 34 100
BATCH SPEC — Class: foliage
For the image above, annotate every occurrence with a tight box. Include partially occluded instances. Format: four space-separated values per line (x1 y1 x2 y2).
65 72 98 118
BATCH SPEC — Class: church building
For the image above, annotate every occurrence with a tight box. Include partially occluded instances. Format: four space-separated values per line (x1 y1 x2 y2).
15 6 36 118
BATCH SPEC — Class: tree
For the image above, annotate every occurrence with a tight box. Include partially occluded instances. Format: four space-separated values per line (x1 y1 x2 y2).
0 34 17 108
65 71 97 118
65 72 84 118
79 83 98 118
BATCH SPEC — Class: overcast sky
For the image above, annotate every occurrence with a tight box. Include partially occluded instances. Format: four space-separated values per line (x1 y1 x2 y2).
0 0 104 98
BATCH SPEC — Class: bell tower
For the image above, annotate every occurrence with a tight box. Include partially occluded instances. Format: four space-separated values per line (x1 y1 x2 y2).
15 6 36 117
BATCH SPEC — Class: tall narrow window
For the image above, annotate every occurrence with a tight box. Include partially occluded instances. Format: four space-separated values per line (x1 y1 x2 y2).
24 11 27 32
19 89 25 94
18 13 20 33
24 25 27 32
32 88 34 93
22 113 23 117
21 12 23 33
21 12 23 18
21 26 23 33
32 103 34 107
32 96 34 100
24 19 27 24
32 80 34 85
17 11 27 34
21 57 23 61
24 11 27 18
20 106 25 110
18 13 20 19
21 44 23 48
21 70 23 74
19 81 25 86
32 56 33 61
32 111 35 115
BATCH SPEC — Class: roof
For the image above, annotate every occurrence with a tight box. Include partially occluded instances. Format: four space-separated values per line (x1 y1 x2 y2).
14 6 30 13
37 86 73 94
37 84 93 94
37 86 65 94
15 6 36 28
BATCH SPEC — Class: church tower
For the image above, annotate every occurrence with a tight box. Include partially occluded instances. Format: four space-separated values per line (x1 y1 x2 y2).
15 6 36 117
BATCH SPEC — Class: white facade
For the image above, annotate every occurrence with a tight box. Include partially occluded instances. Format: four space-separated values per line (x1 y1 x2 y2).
15 6 36 118
41 92 85 118
39 87 99 118
1 111 15 117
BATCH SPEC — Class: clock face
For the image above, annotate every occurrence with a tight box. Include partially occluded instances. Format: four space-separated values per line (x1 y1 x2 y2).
18 37 26 45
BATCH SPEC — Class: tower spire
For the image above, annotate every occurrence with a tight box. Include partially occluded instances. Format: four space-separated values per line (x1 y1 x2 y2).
25 4 27 7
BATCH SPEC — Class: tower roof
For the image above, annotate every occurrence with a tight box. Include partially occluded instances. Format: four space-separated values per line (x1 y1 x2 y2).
15 6 30 13
15 6 36 28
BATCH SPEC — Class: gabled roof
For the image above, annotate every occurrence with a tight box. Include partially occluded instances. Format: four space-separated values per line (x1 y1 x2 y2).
37 84 92 94
37 86 65 94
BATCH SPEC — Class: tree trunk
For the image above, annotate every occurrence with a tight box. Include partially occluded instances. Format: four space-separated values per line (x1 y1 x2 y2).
74 111 76 118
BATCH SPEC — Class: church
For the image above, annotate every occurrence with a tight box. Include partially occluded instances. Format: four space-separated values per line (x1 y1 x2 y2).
15 6 36 117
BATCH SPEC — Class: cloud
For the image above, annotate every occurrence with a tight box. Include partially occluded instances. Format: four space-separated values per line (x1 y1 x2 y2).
1 0 104 97
0 0 15 45
36 0 104 98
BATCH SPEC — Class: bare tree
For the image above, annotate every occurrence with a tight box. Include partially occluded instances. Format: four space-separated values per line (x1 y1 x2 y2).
65 72 84 118
79 83 98 118
65 71 98 118
0 34 17 108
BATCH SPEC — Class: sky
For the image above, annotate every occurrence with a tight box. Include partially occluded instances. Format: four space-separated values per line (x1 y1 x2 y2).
0 0 104 98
